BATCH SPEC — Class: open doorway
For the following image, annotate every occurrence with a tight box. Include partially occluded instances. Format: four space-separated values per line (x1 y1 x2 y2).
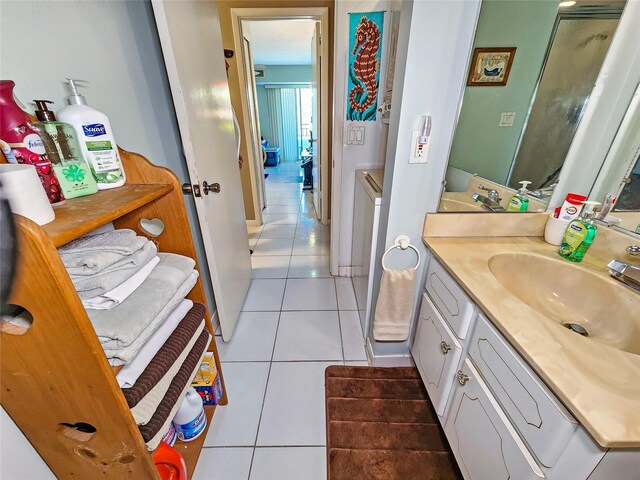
228 7 331 230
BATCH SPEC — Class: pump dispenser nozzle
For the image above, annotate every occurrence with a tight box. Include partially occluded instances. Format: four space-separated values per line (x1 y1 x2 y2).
33 100 57 121
65 78 89 106
518 181 532 195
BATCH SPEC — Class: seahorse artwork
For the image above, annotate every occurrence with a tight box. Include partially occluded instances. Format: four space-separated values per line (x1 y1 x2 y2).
347 11 385 122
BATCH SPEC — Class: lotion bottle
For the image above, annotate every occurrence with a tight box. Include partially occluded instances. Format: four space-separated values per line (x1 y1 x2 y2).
507 181 531 212
558 201 599 263
56 79 125 189
32 100 98 199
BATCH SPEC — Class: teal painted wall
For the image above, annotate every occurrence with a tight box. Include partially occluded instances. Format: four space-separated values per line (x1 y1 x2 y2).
448 0 559 184
255 65 312 146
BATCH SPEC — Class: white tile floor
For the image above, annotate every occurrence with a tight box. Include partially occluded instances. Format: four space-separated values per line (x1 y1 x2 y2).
195 163 367 480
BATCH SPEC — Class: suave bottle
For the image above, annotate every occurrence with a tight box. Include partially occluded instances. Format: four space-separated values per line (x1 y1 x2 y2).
56 79 126 189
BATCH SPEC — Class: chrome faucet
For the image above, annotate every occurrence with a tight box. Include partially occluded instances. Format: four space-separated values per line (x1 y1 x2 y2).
607 246 640 293
477 184 501 203
471 193 506 212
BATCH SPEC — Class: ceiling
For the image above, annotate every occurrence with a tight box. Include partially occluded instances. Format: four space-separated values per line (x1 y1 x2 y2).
244 20 316 65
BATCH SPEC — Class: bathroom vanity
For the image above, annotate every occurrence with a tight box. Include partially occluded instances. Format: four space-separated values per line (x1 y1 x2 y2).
411 213 639 480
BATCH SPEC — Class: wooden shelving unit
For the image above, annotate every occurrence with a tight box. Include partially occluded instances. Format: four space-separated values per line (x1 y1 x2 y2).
0 148 227 479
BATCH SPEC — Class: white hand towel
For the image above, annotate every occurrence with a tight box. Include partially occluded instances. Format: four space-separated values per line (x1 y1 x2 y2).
82 256 160 310
373 269 416 341
116 299 194 388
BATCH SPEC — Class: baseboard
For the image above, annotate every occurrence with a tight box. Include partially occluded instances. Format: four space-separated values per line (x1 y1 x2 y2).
246 219 261 226
211 310 221 336
338 266 353 277
366 337 415 367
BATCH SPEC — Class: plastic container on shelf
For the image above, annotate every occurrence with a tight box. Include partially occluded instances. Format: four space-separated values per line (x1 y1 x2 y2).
172 387 207 442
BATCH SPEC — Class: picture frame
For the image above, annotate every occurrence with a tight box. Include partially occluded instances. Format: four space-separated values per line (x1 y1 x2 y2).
467 47 516 86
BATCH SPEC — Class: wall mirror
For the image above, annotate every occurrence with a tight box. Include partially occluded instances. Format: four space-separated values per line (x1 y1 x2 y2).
439 0 625 213
589 82 640 236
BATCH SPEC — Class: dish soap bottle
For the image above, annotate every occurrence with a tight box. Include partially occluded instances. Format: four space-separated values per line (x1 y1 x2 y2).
507 181 531 212
56 79 125 189
0 80 64 204
558 201 600 263
32 100 98 199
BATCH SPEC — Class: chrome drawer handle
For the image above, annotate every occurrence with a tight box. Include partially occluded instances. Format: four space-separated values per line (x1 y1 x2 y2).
440 341 451 355
457 370 470 386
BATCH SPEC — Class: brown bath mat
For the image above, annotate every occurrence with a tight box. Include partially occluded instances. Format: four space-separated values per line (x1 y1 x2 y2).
325 366 462 480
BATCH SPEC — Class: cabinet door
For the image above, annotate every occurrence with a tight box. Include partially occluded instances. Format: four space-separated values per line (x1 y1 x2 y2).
445 359 545 480
411 293 463 417
425 260 476 339
469 315 577 467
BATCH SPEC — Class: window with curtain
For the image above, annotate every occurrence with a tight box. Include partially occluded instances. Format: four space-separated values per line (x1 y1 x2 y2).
264 85 312 162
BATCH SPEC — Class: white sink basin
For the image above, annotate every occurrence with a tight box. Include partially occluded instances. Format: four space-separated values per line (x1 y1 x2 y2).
488 253 640 354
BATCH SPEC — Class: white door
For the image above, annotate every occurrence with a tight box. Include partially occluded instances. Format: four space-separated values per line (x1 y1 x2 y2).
310 22 322 220
241 33 267 216
152 0 252 341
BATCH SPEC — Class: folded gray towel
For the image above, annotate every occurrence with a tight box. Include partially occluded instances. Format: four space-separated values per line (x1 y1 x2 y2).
104 271 199 366
86 253 197 363
59 229 149 275
72 242 158 299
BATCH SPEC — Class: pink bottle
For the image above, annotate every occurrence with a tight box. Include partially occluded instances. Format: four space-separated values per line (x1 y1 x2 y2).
0 80 64 204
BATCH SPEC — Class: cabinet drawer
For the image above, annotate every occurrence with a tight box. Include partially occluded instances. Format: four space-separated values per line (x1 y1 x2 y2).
411 293 463 417
445 359 545 480
425 259 475 339
469 314 577 467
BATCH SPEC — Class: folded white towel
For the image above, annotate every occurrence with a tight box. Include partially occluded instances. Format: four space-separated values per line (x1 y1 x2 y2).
373 269 417 341
116 299 194 388
82 256 160 310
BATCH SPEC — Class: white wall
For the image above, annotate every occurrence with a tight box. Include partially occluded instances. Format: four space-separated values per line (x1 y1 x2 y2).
0 0 215 312
331 0 394 275
1 408 54 479
370 0 481 356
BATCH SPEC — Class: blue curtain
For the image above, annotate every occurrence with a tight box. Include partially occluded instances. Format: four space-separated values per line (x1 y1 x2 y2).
265 88 284 154
279 88 299 162
265 86 302 162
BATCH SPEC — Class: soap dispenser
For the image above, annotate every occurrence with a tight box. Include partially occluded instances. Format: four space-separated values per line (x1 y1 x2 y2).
56 79 126 189
507 181 531 212
558 201 600 263
32 100 98 199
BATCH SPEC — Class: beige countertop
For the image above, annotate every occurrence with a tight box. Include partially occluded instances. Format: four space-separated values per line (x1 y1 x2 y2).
422 232 640 448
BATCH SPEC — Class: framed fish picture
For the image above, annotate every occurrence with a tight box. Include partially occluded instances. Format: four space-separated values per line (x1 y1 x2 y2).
347 11 385 121
467 48 516 86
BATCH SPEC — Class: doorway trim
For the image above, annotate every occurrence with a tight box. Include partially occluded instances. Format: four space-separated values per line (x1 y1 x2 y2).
229 7 331 225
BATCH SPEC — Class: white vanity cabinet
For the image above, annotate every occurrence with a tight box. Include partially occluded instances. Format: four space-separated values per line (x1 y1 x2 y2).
412 257 635 480
412 293 463 415
444 359 545 480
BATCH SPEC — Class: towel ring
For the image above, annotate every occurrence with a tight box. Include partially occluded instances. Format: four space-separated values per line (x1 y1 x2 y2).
381 235 421 271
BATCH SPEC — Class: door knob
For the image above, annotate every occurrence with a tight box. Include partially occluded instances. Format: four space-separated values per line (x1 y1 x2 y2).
202 181 221 195
182 183 201 197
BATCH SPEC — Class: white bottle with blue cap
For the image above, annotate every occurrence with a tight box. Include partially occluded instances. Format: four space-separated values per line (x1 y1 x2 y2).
56 79 126 189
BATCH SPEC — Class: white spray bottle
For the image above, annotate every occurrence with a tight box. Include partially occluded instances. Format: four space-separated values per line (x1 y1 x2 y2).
56 79 126 189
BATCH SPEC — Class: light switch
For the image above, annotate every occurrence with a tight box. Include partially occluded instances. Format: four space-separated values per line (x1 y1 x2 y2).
499 112 516 127
346 125 365 145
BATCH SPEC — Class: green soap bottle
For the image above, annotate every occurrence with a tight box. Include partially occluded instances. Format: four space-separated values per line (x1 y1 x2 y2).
558 201 600 262
507 181 531 212
32 100 98 199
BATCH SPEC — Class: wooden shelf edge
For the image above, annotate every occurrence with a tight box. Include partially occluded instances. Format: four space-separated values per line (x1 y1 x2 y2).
41 183 173 247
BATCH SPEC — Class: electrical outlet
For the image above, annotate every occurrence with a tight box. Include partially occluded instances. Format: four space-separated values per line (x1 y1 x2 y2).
409 130 429 163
